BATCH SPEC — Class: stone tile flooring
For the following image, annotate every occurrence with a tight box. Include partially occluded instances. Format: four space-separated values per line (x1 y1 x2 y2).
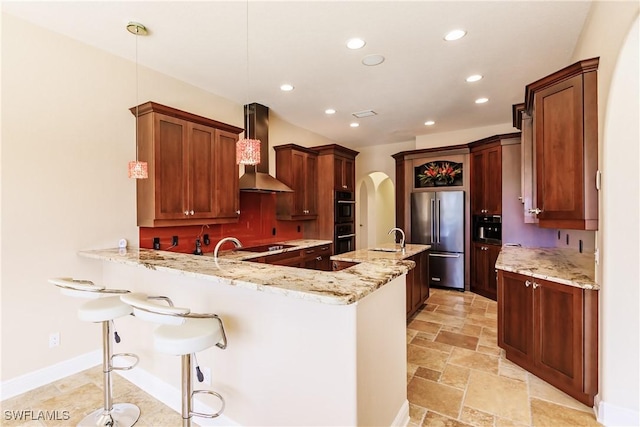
1 289 602 426
407 288 601 426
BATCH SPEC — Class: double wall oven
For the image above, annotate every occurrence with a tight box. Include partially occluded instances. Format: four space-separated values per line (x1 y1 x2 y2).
334 191 356 254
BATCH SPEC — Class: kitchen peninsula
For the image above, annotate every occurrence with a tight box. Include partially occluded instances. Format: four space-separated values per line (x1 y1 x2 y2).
78 239 417 426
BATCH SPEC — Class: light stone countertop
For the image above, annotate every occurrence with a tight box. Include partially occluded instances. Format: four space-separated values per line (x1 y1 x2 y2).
331 243 431 263
78 239 415 305
495 246 598 290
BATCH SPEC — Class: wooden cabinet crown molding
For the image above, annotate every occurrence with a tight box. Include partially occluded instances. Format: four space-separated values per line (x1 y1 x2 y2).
130 101 244 135
310 144 359 159
273 143 319 156
468 132 521 151
512 103 525 130
524 57 599 112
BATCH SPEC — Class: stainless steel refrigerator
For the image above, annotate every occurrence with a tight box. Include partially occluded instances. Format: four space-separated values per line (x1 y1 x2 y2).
411 191 465 290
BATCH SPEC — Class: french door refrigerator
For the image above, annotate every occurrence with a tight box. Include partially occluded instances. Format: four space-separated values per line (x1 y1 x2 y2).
411 191 465 290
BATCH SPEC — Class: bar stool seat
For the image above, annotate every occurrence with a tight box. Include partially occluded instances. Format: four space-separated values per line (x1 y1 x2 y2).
154 318 224 355
49 277 140 427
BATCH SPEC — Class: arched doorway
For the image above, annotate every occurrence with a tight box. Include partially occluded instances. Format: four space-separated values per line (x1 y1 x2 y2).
356 172 396 249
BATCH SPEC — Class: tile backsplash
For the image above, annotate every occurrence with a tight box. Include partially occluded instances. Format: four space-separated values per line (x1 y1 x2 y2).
139 192 304 254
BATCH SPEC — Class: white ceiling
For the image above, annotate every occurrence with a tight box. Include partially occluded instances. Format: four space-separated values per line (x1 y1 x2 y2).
2 1 592 148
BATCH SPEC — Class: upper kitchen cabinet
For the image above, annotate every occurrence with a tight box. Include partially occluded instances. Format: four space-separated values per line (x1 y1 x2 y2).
513 103 537 224
525 57 599 230
131 102 243 227
274 144 319 220
469 136 506 215
311 145 359 192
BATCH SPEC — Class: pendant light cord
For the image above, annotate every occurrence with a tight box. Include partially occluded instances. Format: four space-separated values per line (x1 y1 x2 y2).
135 25 140 162
245 0 250 140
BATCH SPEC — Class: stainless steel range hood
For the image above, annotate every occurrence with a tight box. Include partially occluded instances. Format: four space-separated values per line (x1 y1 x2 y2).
239 103 293 193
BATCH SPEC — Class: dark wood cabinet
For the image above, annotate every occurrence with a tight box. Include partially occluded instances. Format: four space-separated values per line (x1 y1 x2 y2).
470 243 500 301
334 155 355 191
254 243 332 271
525 57 599 230
406 251 429 318
470 142 502 215
274 144 319 220
498 270 598 406
131 102 243 227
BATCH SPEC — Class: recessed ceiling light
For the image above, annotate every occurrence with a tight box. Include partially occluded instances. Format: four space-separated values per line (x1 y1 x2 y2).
466 74 483 82
425 120 436 126
475 97 489 104
362 54 385 66
444 29 467 41
280 84 294 92
346 38 366 49
350 122 360 128
325 108 336 115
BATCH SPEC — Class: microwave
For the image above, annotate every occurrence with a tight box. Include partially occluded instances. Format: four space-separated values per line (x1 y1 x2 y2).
335 191 355 223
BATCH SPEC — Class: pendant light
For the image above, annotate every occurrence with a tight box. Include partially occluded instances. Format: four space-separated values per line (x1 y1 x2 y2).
236 0 261 166
127 22 149 179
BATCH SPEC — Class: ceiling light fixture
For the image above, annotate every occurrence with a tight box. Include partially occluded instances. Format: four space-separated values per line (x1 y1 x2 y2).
237 0 260 166
444 29 467 41
475 97 489 104
425 120 436 126
347 38 366 49
362 54 385 66
350 122 360 128
325 109 336 115
352 110 377 118
466 74 483 82
280 84 294 92
127 22 149 179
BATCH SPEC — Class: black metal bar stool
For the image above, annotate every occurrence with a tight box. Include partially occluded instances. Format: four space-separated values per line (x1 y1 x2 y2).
120 293 227 427
49 277 140 427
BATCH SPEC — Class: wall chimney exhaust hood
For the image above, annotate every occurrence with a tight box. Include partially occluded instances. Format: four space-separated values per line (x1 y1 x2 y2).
239 103 293 193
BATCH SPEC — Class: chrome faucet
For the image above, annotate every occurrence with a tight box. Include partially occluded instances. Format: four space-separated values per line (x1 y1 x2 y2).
388 227 406 249
213 237 243 259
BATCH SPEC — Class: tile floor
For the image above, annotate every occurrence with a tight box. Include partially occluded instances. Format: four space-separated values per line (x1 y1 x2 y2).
1 288 601 426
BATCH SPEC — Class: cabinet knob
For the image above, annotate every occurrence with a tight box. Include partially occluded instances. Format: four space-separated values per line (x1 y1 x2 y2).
184 210 189 216
342 185 347 189
525 280 532 287
189 210 194 215
236 210 240 215
316 256 322 261
528 208 543 215
533 282 539 289
481 246 488 251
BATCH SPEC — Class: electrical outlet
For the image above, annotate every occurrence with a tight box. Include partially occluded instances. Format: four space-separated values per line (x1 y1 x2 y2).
49 332 60 348
202 367 211 386
203 234 210 246
153 237 160 250
172 236 179 246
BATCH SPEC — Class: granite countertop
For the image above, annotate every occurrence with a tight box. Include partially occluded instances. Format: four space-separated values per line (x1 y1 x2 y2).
495 246 598 290
78 239 415 305
331 243 431 263
214 239 333 261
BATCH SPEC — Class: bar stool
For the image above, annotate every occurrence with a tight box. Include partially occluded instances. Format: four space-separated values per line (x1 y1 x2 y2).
49 277 140 427
120 293 227 427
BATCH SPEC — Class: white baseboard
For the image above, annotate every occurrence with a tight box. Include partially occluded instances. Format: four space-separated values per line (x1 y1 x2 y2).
595 395 640 426
114 366 238 426
0 350 101 401
391 399 410 426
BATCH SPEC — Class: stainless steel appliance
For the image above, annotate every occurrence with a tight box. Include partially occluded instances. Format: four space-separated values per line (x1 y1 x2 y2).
334 222 356 254
335 191 355 223
411 191 465 290
472 215 502 245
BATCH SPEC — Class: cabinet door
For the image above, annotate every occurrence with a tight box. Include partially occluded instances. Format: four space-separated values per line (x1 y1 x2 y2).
188 122 216 219
534 74 585 224
520 112 537 223
470 243 488 295
304 154 318 215
498 272 533 363
533 278 584 392
291 151 306 216
470 151 485 215
214 129 240 219
154 114 188 220
486 245 501 299
419 251 430 302
484 146 502 214
343 158 355 191
411 254 423 312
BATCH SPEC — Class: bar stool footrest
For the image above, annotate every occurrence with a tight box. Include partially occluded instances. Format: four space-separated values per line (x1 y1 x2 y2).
190 389 225 419
110 353 139 371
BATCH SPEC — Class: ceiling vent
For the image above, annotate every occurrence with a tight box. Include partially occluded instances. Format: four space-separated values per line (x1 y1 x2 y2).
352 110 378 118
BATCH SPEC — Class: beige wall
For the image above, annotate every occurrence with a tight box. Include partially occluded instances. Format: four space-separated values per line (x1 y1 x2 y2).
415 122 514 149
571 1 639 421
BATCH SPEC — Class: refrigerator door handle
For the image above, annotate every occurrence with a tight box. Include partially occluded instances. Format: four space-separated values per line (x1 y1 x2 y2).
429 253 461 258
437 199 441 244
430 198 436 244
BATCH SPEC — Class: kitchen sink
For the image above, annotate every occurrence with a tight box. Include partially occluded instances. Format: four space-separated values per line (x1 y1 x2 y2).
240 243 297 253
369 247 403 253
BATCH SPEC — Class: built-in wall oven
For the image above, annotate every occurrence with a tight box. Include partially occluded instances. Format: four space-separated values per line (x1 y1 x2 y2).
335 191 355 223
334 222 356 255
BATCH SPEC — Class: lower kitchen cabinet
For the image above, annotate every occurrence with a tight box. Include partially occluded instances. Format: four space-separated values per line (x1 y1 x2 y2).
497 270 598 406
253 244 332 271
407 251 429 318
470 243 501 301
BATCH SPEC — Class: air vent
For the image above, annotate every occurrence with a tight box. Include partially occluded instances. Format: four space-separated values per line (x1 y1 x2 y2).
352 110 377 118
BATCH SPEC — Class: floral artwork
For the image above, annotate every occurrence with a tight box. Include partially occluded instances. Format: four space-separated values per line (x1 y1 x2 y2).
415 161 463 187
